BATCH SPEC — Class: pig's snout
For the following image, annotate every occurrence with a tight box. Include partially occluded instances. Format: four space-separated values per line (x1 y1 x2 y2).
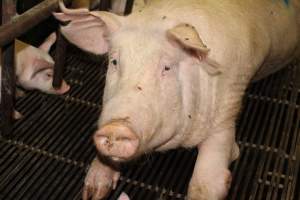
94 122 139 161
51 81 70 95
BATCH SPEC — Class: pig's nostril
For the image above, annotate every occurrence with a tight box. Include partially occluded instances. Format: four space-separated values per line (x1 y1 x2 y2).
95 135 110 145
93 123 139 160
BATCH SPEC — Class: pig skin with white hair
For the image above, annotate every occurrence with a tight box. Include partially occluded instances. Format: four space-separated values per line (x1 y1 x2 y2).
0 33 70 118
54 0 300 199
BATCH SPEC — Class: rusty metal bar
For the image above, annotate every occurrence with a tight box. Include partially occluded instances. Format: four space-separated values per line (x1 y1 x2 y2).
0 0 72 47
53 31 66 89
99 0 111 11
1 0 17 135
124 0 134 15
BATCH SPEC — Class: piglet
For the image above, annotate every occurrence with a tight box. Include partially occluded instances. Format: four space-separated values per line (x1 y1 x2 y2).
14 32 70 94
1 33 70 118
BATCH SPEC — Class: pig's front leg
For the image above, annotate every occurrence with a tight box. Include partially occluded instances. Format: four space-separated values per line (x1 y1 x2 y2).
83 158 120 200
188 129 239 200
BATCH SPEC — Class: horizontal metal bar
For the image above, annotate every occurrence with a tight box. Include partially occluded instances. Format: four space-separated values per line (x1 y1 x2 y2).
0 0 72 47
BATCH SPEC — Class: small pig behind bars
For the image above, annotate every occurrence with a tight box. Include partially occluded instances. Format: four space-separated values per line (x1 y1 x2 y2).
54 0 300 199
1 33 70 117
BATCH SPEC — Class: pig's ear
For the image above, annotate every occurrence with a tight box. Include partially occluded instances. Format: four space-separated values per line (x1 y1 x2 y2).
53 1 122 55
167 23 221 75
38 32 57 52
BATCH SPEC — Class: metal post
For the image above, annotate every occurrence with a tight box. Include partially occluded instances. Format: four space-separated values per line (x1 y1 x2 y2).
52 30 66 89
0 0 73 47
1 0 16 136
124 0 134 15
99 0 111 11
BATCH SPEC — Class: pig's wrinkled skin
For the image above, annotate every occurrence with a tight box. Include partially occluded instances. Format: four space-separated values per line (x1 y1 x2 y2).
54 0 300 199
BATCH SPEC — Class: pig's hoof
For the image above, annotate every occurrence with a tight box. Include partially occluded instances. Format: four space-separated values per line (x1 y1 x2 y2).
16 89 26 98
188 184 211 200
13 110 23 119
188 169 232 200
82 158 120 200
231 142 240 161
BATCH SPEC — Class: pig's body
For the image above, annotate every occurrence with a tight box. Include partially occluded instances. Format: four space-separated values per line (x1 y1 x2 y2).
122 0 300 149
55 0 300 199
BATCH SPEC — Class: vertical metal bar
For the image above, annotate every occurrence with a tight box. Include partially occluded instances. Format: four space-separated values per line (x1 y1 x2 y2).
124 0 134 15
99 0 111 11
1 0 16 136
52 31 66 89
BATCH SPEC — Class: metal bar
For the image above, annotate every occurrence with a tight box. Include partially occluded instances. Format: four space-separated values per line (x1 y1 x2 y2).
1 44 15 135
0 0 72 47
53 31 66 89
124 0 134 15
99 0 111 11
1 0 16 136
255 70 290 199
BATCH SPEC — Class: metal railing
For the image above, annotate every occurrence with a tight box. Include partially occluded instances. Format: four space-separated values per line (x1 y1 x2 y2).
0 0 134 135
0 0 73 135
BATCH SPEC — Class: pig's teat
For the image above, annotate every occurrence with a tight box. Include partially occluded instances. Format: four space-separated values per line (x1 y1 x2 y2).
94 122 139 161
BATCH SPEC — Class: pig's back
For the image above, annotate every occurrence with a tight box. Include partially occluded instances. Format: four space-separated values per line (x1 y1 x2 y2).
132 0 300 79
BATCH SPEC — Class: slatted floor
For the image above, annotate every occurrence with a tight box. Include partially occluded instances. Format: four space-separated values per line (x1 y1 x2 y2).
0 46 299 200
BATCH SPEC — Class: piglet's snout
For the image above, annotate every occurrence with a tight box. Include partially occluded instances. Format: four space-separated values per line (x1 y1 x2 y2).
94 123 139 161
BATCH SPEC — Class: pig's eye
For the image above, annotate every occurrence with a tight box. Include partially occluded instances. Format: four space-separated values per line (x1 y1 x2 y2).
111 59 118 65
164 66 170 71
109 58 119 72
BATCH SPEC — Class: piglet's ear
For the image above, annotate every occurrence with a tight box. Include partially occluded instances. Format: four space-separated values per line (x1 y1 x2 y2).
167 23 221 75
53 1 122 55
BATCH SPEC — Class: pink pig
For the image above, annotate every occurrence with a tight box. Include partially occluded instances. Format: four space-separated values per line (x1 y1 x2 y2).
1 33 70 118
14 33 70 94
54 0 300 199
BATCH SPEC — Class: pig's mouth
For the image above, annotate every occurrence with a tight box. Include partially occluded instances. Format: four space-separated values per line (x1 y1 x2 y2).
96 151 127 170
93 121 140 166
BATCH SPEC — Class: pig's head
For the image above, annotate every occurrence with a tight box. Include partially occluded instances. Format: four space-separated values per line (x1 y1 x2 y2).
54 2 221 164
15 33 70 95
